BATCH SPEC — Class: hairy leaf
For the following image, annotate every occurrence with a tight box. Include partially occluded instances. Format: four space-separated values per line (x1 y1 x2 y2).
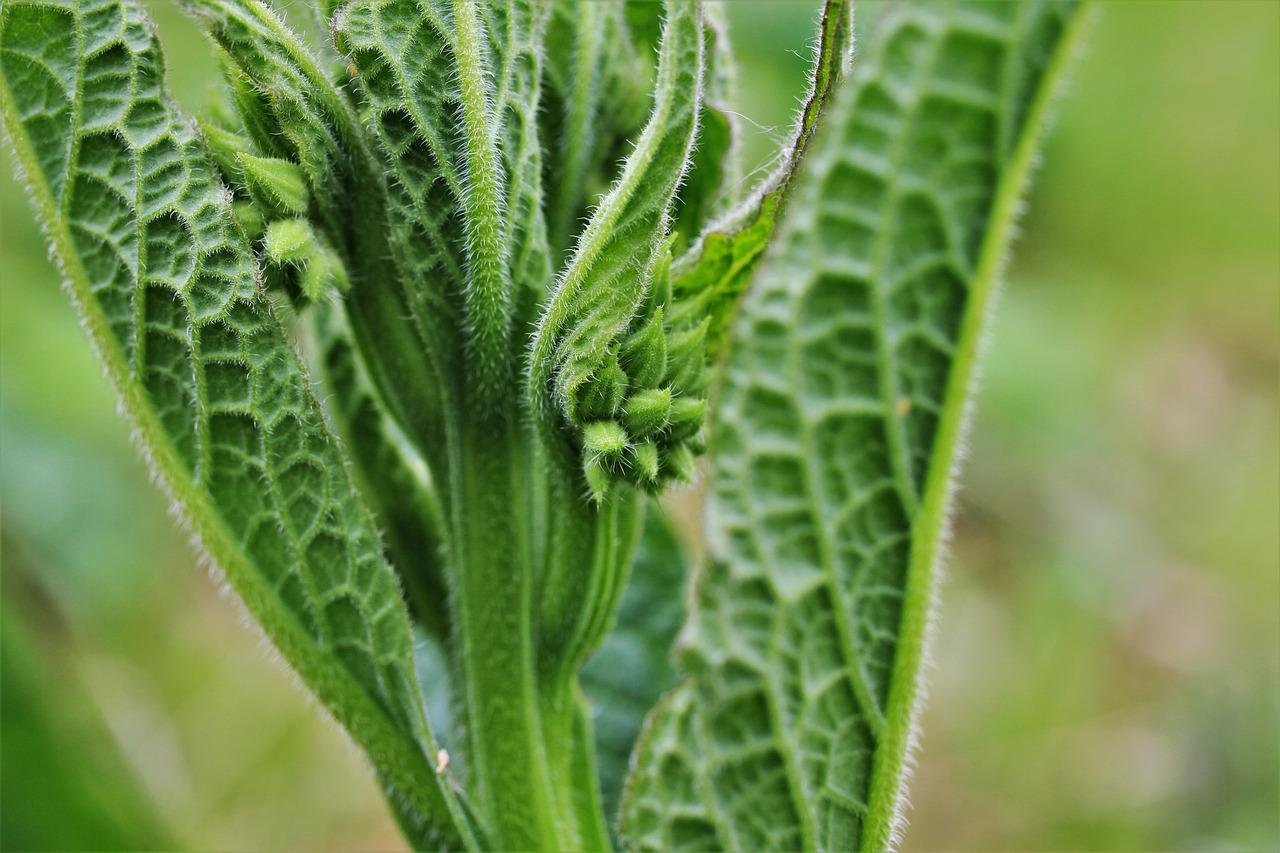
542 0 652 259
484 0 553 319
311 308 451 642
670 1 738 249
336 0 470 306
621 2 1088 850
338 0 549 391
667 0 852 363
0 0 472 844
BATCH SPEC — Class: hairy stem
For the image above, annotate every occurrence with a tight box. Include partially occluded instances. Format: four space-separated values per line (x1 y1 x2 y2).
448 421 561 850
453 0 513 402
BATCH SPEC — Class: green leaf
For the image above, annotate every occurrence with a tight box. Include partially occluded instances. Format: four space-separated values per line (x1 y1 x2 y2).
482 0 552 302
670 2 739 248
668 0 852 361
542 0 652 258
620 2 1089 850
311 307 451 641
0 0 473 845
335 0 550 411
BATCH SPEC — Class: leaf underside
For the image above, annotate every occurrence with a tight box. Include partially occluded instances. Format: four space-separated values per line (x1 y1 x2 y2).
0 0 468 845
621 2 1086 851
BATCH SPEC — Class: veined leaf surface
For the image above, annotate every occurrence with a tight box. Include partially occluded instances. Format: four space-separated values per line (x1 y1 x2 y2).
0 0 471 845
621 2 1088 850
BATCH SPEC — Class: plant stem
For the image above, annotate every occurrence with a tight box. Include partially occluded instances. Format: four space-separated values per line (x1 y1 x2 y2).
449 418 562 850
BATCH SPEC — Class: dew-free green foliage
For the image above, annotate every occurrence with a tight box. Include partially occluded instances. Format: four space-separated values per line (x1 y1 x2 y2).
0 0 1086 849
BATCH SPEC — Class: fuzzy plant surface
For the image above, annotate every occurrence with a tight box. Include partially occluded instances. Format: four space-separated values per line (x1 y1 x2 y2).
0 0 1087 849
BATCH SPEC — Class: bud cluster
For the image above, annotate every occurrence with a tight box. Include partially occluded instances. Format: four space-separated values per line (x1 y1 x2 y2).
199 109 349 306
559 250 712 502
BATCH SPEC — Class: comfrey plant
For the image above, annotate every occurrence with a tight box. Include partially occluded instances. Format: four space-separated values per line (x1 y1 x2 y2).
0 0 1087 848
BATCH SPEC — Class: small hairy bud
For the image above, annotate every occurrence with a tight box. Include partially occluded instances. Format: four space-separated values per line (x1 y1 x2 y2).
583 420 629 461
620 307 667 389
263 219 349 303
667 395 706 441
300 245 351 302
238 153 311 215
583 455 612 503
631 441 661 486
622 387 672 438
662 442 698 484
573 354 629 421
583 420 629 501
265 218 315 264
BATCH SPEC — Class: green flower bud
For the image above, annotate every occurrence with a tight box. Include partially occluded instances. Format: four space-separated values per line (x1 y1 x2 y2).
620 307 667 389
582 420 628 502
200 120 253 184
665 317 710 393
583 420 629 462
686 430 707 456
572 354 628 421
300 244 350 302
631 441 661 486
663 442 698 484
265 218 315 264
238 153 310 215
583 454 612 503
622 387 672 438
667 395 707 441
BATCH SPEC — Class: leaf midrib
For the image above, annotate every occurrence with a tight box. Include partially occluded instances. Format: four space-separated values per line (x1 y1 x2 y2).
859 5 1095 848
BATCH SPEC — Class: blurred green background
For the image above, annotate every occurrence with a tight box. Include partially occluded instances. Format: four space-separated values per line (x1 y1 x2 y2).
1 1 1276 850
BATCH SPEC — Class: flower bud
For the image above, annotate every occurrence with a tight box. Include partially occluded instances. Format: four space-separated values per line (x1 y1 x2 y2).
583 420 629 462
582 420 628 502
572 354 628 421
265 218 315 264
300 244 350 302
662 442 698 484
667 395 706 441
620 307 667 389
238 153 310 215
583 454 612 503
630 441 661 486
622 387 672 439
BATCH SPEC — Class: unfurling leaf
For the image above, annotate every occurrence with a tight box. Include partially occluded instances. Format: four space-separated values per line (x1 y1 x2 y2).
529 0 704 497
